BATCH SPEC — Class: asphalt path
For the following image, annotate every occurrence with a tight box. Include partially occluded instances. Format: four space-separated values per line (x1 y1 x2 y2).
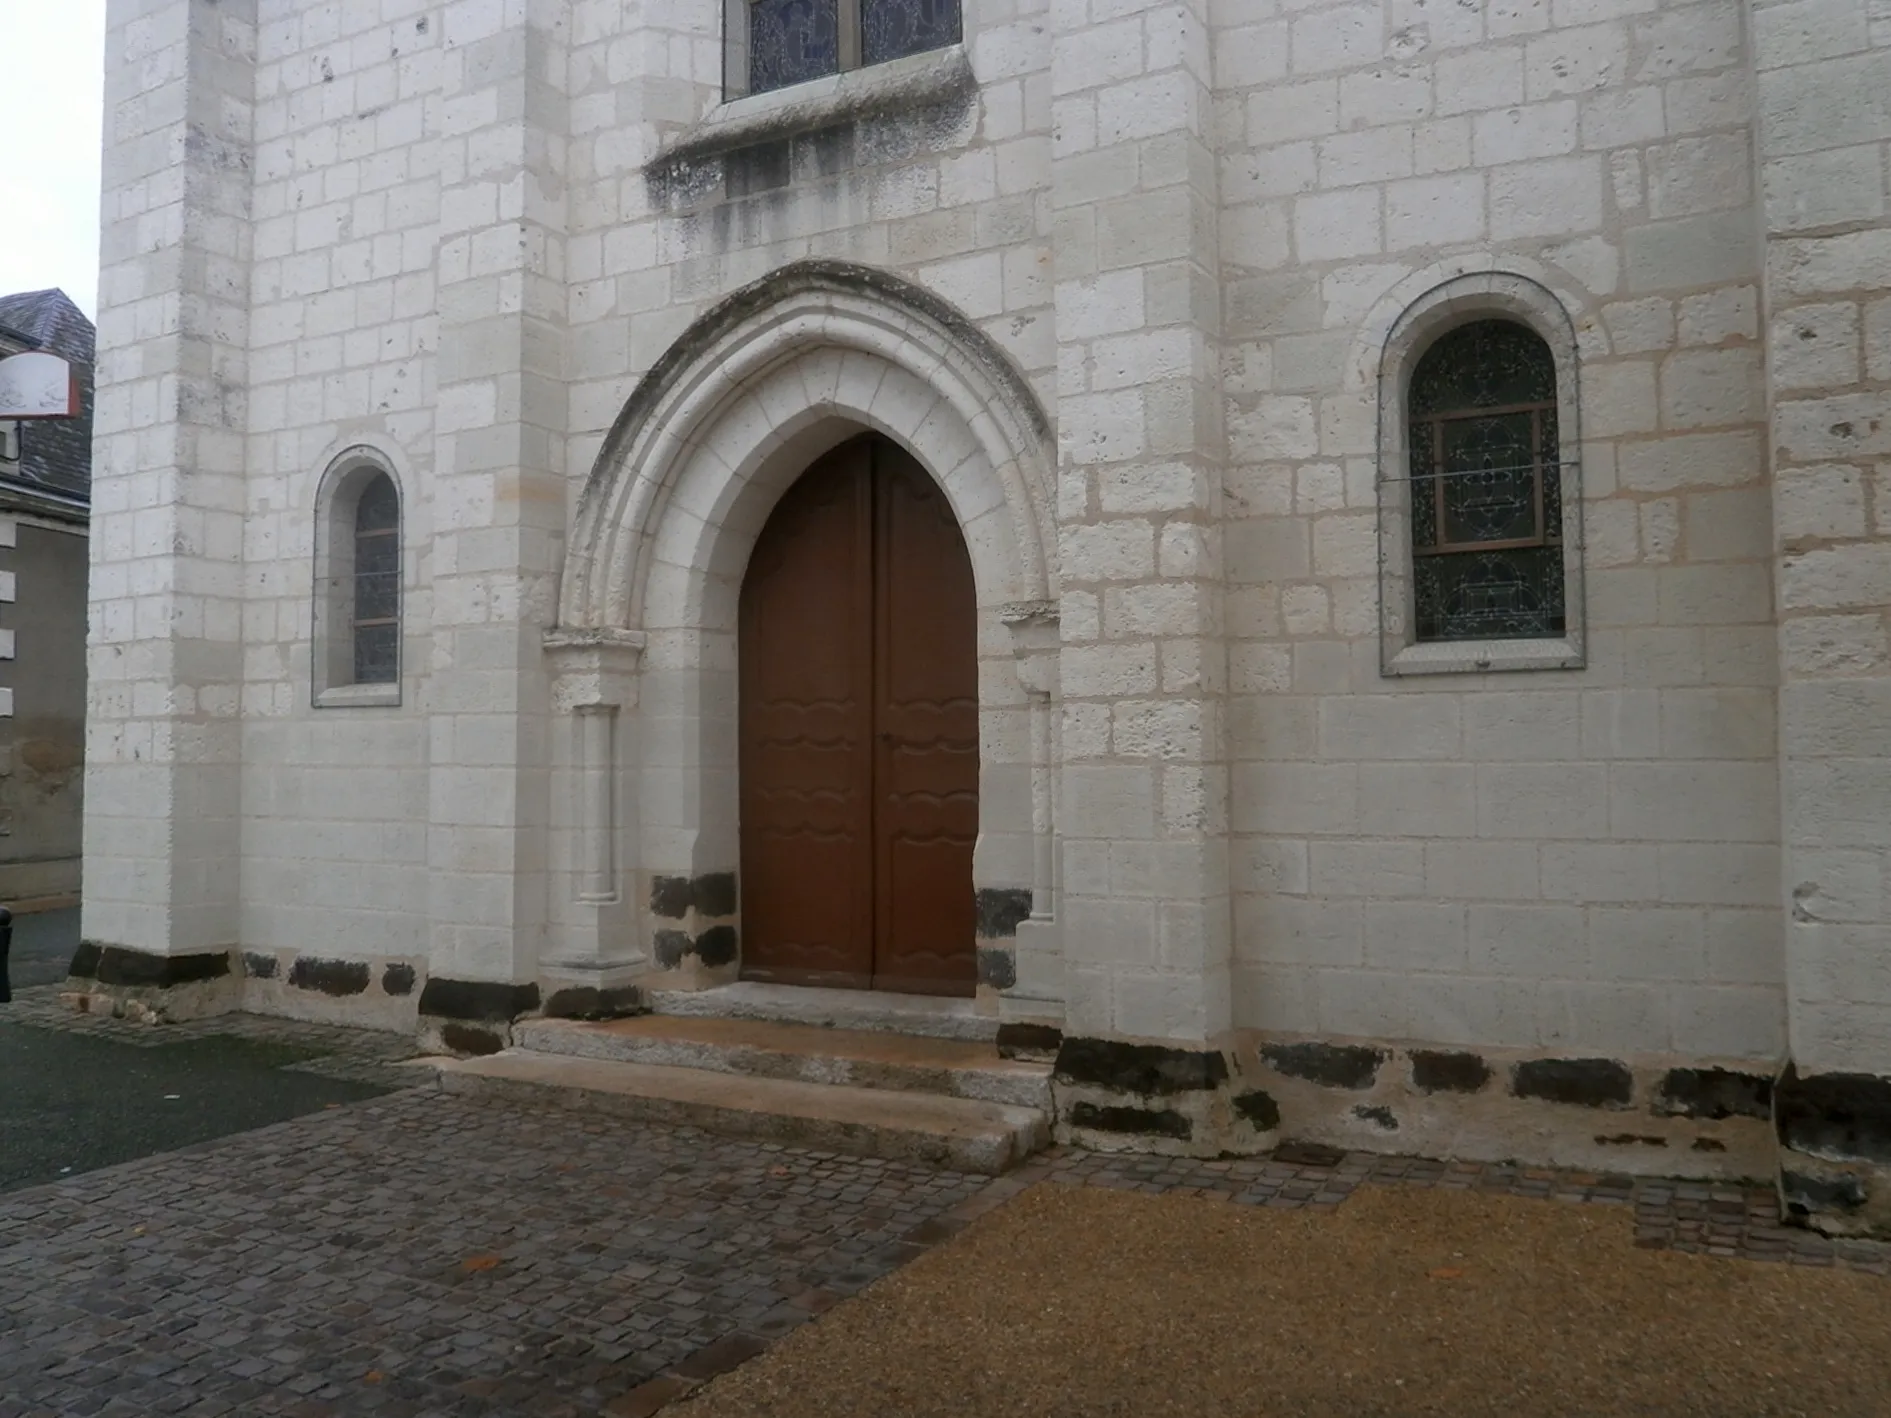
0 906 390 1194
7 904 79 989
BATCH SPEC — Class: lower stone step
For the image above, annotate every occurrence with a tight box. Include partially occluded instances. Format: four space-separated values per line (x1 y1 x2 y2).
647 981 996 1042
431 1050 1050 1175
512 1014 1053 1110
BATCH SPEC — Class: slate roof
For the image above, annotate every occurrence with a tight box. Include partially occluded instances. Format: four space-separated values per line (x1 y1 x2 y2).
0 288 94 508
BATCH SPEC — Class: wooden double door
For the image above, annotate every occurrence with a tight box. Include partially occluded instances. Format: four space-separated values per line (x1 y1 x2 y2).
738 435 979 996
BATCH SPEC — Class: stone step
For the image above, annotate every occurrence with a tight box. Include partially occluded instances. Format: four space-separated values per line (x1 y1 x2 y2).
514 1014 1053 1110
647 980 996 1042
431 1050 1048 1175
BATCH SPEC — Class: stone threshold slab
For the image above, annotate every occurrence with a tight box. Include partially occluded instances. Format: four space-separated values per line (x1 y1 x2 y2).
513 1014 1051 1110
431 1050 1048 1176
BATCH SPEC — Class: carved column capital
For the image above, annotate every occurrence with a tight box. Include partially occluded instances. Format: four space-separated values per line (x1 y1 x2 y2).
544 627 646 712
1001 600 1059 698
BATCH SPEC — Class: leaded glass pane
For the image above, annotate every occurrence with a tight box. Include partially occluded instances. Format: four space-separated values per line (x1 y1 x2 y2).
1437 413 1537 544
1410 319 1555 416
355 565 399 624
351 473 399 684
1415 546 1565 642
1407 318 1565 644
356 473 398 534
862 0 961 65
354 622 399 685
750 0 840 94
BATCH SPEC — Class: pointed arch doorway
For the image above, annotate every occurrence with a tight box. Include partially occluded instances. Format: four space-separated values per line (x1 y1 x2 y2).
738 434 979 997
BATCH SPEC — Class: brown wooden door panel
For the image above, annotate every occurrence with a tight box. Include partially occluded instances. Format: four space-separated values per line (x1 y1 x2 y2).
738 445 874 987
739 435 978 996
872 444 979 995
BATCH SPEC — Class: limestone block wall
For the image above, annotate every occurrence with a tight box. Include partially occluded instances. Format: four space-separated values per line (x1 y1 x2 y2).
86 0 256 966
1750 0 1891 1230
1211 0 1785 1067
237 0 441 982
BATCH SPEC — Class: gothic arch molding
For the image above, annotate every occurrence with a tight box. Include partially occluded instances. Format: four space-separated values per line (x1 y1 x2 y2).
558 260 1057 635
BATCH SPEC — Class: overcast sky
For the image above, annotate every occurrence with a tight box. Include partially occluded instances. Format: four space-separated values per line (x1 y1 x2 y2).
0 1 106 317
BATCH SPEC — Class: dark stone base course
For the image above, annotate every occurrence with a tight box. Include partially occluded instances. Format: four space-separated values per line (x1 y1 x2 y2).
418 978 542 1024
381 961 417 996
66 943 231 988
1511 1056 1634 1108
1259 1040 1386 1090
1053 1037 1229 1096
241 951 279 980
995 1022 1062 1059
287 956 372 997
974 887 1033 939
654 924 739 970
1656 1066 1772 1121
1067 1101 1192 1140
975 946 1016 990
543 985 646 1021
649 871 738 920
1410 1049 1492 1095
697 925 738 968
1233 1089 1281 1130
440 1022 506 1057
1782 1169 1868 1216
1776 1065 1891 1163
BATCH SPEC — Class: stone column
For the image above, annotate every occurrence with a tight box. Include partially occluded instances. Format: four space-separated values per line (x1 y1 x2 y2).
417 0 571 1052
1049 0 1239 1147
1003 602 1065 1027
542 629 646 1017
1751 0 1891 1233
76 0 255 1020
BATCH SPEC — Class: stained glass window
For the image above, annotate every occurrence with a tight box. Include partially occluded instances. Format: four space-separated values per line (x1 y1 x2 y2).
1408 320 1565 643
352 473 400 684
750 0 842 94
747 0 959 94
862 0 962 66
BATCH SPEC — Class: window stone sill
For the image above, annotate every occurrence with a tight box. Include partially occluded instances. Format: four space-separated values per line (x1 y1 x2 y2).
315 682 402 709
1383 637 1584 677
653 45 976 171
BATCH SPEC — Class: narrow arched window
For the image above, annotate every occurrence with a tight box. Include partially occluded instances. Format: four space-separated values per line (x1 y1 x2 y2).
1408 319 1565 644
313 453 404 707
351 473 400 683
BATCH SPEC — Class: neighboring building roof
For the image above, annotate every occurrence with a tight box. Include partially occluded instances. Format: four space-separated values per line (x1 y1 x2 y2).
0 288 94 509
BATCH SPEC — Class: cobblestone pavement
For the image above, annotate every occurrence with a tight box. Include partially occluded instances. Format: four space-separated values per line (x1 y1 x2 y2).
3 991 1887 1417
3 982 423 1088
0 1088 988 1418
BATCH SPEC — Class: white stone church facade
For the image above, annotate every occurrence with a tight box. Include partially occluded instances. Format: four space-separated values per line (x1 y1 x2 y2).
77 0 1891 1228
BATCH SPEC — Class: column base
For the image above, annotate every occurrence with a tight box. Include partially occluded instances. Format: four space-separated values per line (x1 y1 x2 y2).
63 942 240 1023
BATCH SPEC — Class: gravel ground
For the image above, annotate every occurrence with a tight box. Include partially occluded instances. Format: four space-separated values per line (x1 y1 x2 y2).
677 1181 1891 1418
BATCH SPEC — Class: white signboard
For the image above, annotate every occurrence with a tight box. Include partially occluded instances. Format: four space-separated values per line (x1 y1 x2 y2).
0 351 77 419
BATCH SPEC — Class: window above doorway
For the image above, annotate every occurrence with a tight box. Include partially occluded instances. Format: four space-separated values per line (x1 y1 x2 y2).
734 0 962 97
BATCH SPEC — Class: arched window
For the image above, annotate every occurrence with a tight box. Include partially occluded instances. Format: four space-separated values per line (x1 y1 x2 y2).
313 452 403 706
1407 319 1564 644
1375 273 1584 677
350 474 400 684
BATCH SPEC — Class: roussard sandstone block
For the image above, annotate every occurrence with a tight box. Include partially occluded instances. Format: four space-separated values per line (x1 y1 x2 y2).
76 0 1891 1233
